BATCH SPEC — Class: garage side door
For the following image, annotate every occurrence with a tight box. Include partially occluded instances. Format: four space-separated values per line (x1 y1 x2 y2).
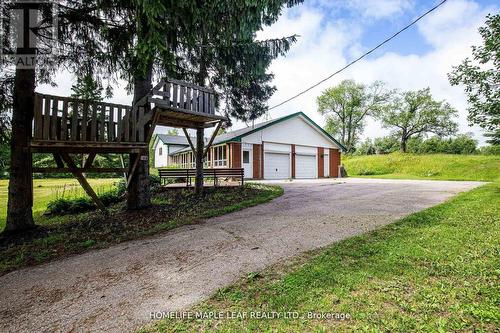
324 152 329 177
296 154 317 178
264 152 290 179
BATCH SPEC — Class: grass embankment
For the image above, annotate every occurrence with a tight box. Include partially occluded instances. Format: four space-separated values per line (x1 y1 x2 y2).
144 183 499 332
0 178 119 231
0 183 283 274
343 153 500 181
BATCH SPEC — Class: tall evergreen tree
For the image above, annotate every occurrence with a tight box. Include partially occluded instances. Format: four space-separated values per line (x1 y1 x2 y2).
2 1 58 232
2 0 305 230
72 1 303 196
2 0 119 232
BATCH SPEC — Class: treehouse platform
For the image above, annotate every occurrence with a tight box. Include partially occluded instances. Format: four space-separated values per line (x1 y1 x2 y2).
29 78 228 211
31 79 226 153
148 78 227 129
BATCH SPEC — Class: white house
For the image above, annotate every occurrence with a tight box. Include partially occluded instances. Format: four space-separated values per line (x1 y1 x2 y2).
153 112 346 179
152 134 195 168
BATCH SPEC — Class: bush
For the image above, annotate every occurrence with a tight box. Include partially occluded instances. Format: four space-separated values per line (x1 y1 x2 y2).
354 139 376 155
413 134 477 154
47 175 161 215
47 197 97 215
479 145 500 155
46 187 125 215
373 136 399 154
149 174 161 191
355 134 478 155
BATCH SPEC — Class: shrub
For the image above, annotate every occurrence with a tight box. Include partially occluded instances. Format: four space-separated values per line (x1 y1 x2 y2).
47 175 161 215
373 136 399 154
479 144 500 155
356 134 478 155
354 139 376 155
149 174 161 192
46 189 124 215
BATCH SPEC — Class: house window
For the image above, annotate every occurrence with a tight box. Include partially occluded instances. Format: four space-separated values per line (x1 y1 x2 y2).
213 145 227 167
159 147 162 156
243 151 250 163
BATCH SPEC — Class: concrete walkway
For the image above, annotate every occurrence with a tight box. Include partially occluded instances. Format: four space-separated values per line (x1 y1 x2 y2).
0 178 482 332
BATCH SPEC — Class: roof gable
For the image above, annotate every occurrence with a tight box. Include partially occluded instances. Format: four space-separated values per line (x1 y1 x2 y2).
169 112 346 155
216 112 346 151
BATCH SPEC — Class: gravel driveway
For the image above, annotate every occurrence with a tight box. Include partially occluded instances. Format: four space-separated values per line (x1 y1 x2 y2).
0 178 482 332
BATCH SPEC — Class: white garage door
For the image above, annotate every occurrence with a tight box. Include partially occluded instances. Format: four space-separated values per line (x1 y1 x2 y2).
264 152 290 179
296 154 317 178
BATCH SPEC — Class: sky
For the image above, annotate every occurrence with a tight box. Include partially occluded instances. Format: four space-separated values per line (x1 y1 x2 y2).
38 0 499 145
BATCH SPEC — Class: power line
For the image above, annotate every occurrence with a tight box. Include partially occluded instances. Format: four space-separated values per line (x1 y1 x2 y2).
267 0 448 111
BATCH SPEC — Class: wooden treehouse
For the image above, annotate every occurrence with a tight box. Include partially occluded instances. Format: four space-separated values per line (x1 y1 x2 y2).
31 78 227 211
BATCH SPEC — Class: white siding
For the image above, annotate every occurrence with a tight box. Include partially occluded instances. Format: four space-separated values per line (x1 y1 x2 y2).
154 141 189 168
264 142 291 153
154 142 169 167
295 145 316 155
242 115 339 149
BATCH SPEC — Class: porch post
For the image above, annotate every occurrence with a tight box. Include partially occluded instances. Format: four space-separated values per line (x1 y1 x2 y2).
195 127 204 194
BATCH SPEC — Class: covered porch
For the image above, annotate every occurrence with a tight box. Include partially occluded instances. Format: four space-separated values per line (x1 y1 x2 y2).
169 143 229 169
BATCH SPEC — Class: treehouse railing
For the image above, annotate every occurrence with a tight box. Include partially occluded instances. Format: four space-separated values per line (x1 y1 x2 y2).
32 79 221 146
33 93 149 144
148 78 216 116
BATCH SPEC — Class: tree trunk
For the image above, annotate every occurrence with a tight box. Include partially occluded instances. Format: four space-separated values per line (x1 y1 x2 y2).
400 138 408 153
194 33 208 195
127 62 152 210
5 66 36 232
195 127 204 195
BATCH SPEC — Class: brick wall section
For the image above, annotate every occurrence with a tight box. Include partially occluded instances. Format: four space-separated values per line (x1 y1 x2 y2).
229 142 242 168
329 148 340 177
291 144 296 179
317 147 324 178
252 144 262 179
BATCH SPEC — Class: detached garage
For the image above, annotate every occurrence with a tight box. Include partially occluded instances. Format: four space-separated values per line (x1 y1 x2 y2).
167 112 346 179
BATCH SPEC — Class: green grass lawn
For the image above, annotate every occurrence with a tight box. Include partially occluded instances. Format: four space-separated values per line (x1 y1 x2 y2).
343 153 500 181
0 178 119 231
143 182 499 333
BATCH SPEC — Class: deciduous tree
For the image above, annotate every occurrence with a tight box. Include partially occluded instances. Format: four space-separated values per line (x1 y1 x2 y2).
377 88 458 153
317 80 390 153
448 14 499 144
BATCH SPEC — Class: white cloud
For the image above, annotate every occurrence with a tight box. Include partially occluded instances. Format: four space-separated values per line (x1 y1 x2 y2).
259 0 497 145
345 0 414 19
36 0 497 143
417 0 485 47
